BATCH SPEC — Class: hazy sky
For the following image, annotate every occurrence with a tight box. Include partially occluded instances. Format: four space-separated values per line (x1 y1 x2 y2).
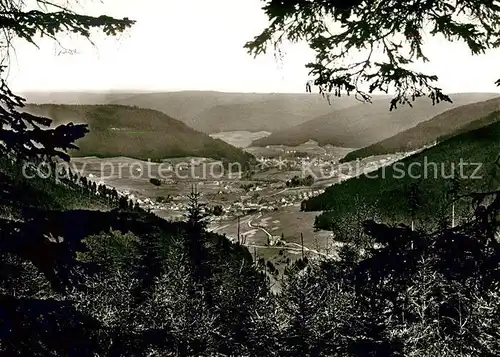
8 0 500 93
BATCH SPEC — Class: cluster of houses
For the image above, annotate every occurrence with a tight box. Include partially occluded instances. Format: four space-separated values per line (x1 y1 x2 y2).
256 155 338 171
293 189 324 201
208 187 327 221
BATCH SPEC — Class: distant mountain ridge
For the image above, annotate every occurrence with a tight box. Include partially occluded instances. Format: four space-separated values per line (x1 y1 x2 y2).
20 91 367 133
342 96 500 162
252 93 500 148
23 104 255 164
190 95 365 133
20 91 140 105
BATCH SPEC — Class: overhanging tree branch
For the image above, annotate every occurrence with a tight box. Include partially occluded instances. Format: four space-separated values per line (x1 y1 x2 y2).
246 0 500 109
0 0 135 161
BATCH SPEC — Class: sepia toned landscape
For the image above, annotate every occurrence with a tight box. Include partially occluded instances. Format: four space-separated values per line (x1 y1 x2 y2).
1 0 500 356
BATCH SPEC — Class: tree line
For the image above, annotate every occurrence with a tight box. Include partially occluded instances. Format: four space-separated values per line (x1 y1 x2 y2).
1 0 500 355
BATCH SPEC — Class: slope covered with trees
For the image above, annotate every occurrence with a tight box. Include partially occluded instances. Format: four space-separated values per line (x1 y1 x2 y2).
6 151 499 356
1 155 273 355
343 96 500 161
192 94 362 133
24 104 255 164
109 91 363 133
23 91 362 133
252 93 500 147
303 116 500 233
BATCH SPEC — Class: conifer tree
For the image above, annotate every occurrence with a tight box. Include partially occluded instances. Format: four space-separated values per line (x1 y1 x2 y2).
185 185 213 305
0 2 134 355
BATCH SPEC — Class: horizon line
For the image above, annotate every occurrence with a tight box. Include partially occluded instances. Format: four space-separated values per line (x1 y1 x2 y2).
16 89 500 95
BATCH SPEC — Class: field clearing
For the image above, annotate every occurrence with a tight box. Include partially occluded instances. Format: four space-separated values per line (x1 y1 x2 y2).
212 204 333 254
262 205 332 249
70 157 249 202
251 168 303 181
246 142 357 160
210 131 271 148
210 215 269 245
244 146 284 158
211 207 337 281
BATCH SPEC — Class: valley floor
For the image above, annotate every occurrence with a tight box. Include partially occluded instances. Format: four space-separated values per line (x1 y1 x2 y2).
69 141 409 275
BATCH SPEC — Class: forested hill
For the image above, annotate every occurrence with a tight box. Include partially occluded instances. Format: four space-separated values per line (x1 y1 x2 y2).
303 113 500 232
107 91 362 133
189 95 363 133
252 93 500 147
23 104 255 164
20 91 363 133
342 96 500 162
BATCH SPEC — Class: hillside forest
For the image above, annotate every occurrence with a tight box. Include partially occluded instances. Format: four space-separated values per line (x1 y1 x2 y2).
1 1 500 357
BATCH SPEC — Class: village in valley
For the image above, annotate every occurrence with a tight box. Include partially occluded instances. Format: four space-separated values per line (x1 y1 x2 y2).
71 138 428 273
